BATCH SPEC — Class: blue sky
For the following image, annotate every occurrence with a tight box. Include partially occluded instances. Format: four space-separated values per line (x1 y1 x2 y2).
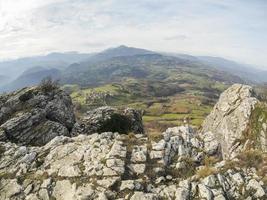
0 0 266 67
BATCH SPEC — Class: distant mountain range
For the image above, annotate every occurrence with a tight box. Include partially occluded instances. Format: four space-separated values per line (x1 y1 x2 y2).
3 67 61 92
0 45 266 92
0 52 91 80
197 56 267 83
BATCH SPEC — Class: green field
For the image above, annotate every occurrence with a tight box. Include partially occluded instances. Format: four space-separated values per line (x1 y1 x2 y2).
64 78 227 134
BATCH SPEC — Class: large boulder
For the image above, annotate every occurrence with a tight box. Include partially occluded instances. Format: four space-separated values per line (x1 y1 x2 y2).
0 86 75 146
201 84 259 159
72 106 144 135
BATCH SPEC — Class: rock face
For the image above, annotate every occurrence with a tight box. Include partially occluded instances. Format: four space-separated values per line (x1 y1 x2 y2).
72 106 144 135
201 84 259 159
0 86 75 146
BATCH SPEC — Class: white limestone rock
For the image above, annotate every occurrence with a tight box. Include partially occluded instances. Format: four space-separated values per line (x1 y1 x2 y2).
201 84 259 159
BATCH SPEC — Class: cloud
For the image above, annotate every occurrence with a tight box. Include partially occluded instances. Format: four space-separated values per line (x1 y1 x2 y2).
0 0 266 67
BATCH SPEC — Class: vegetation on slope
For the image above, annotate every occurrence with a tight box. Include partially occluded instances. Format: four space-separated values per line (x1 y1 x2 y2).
235 102 267 151
64 76 228 134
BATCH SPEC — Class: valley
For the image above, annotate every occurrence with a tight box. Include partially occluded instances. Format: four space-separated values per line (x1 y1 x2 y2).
65 79 224 135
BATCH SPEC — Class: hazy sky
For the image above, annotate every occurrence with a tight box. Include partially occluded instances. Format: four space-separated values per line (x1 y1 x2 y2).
0 0 266 67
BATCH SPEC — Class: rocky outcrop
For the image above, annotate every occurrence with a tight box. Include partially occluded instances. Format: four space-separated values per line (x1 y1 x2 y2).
0 84 266 199
201 84 259 159
72 106 144 135
0 86 75 146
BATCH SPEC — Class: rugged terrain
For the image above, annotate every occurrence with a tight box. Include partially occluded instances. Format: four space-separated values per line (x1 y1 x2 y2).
0 83 266 199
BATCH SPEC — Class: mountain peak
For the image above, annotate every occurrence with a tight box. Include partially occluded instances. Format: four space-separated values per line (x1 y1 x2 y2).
117 45 129 49
104 45 154 55
83 45 155 63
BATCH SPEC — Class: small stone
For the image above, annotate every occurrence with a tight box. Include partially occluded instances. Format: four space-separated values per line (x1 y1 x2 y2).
175 187 190 200
247 179 265 198
166 175 172 180
198 184 214 200
96 192 108 200
58 165 81 177
39 189 50 200
152 140 166 151
25 194 39 200
214 194 227 200
0 179 22 199
130 192 157 200
53 180 76 200
130 164 146 175
103 168 117 176
97 177 119 189
120 180 135 191
232 173 244 185
41 178 52 188
176 161 186 169
131 146 147 163
155 177 165 184
150 151 164 159
24 184 33 195
202 175 217 188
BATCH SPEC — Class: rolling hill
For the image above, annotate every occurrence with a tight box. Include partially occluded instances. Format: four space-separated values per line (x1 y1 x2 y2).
61 46 243 87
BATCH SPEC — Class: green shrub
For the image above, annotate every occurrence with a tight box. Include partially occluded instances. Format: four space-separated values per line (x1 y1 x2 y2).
39 77 59 93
